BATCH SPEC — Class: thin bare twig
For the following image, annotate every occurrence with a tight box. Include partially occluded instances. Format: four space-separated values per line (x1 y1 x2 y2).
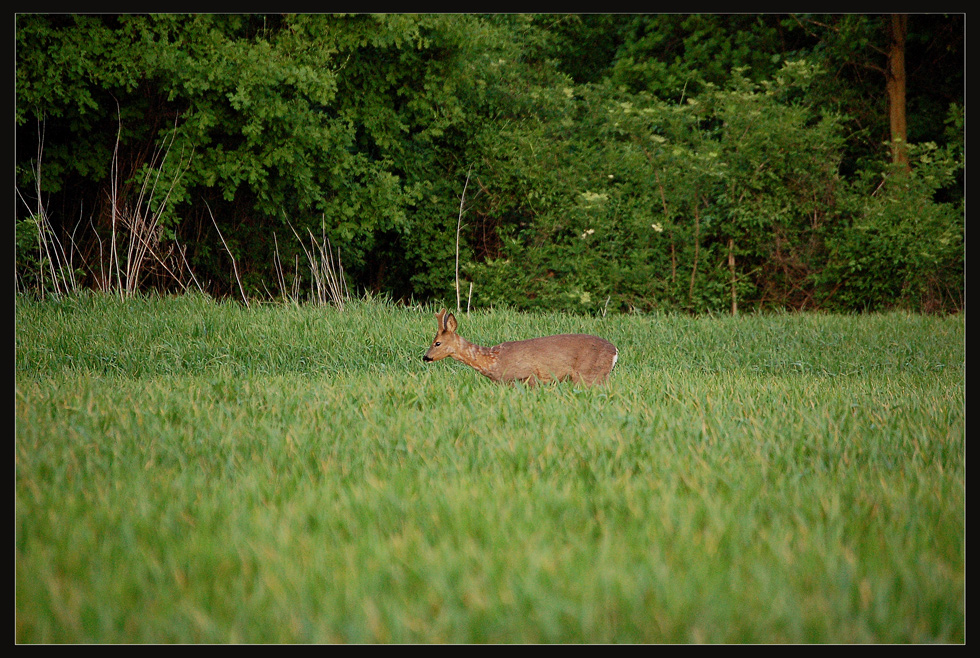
15 117 78 296
455 166 472 314
286 216 350 310
206 200 249 308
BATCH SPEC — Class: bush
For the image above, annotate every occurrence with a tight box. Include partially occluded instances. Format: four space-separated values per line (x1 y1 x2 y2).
16 17 963 313
823 141 964 313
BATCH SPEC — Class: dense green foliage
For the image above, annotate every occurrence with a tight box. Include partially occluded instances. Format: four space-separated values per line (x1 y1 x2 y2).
15 295 965 642
15 14 963 312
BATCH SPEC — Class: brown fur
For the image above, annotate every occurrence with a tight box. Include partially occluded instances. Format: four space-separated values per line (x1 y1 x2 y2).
423 309 618 385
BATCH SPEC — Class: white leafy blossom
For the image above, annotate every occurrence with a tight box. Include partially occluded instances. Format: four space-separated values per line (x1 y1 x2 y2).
580 191 608 204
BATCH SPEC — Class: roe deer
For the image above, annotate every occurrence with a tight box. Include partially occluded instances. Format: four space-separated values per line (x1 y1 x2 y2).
422 309 618 385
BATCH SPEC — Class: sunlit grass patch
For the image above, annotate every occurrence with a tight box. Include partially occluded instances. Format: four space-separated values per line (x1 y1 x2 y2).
16 295 964 642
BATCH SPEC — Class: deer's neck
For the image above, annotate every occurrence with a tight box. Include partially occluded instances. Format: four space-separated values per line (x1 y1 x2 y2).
451 337 499 380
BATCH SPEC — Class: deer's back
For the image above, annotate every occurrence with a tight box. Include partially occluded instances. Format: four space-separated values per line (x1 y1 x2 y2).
492 333 618 384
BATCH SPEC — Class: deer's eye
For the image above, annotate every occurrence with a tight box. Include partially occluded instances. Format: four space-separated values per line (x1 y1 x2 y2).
434 341 441 346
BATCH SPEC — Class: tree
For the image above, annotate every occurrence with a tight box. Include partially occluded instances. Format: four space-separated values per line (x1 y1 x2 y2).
16 14 963 313
886 14 910 169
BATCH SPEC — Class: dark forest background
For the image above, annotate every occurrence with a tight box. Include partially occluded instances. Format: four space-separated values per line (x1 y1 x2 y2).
15 14 964 313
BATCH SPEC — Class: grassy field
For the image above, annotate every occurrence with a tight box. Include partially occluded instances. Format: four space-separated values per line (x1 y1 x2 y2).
15 293 964 643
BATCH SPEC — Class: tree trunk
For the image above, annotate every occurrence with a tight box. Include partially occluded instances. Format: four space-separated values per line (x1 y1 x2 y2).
886 14 910 170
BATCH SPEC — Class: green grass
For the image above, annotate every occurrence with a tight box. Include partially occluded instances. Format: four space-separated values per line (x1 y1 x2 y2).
15 293 965 643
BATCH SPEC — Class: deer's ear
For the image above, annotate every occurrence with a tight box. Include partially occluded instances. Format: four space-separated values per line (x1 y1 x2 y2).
445 312 457 333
